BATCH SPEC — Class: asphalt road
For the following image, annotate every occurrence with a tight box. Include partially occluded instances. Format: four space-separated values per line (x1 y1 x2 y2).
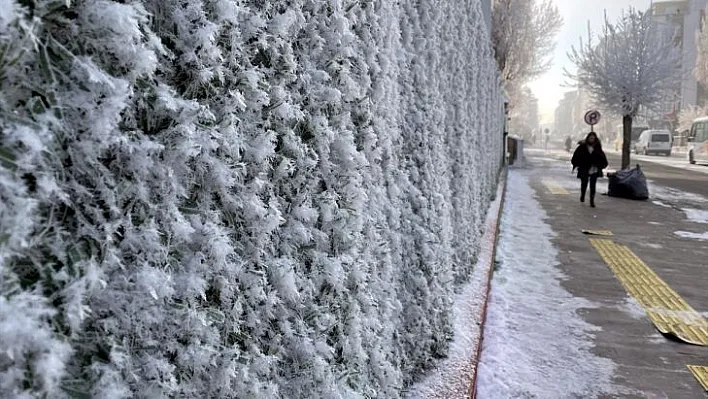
524 154 708 398
604 152 708 199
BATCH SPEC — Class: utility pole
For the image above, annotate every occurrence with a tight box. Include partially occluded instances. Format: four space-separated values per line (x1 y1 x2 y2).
503 101 509 167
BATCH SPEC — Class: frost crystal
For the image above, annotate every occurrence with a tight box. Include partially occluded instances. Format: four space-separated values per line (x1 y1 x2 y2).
0 0 503 396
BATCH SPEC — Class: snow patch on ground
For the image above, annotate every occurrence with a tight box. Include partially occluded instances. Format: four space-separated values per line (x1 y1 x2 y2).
648 334 668 345
639 242 663 249
476 171 615 398
407 182 505 399
650 183 708 205
647 221 663 226
616 296 647 320
682 208 708 224
652 200 671 208
674 231 708 241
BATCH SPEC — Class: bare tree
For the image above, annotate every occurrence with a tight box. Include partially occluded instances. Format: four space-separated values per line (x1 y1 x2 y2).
508 86 540 141
567 8 681 169
492 0 562 100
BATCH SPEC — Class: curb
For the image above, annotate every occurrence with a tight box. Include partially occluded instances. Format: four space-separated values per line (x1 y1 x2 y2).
468 167 509 399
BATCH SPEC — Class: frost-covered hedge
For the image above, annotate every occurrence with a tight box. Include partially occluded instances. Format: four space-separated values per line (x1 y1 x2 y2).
0 0 503 397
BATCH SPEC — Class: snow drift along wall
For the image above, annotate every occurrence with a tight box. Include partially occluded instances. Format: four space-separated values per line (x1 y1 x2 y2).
0 0 503 397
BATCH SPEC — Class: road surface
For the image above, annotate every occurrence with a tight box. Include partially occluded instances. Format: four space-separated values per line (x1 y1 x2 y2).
606 150 708 176
517 152 708 398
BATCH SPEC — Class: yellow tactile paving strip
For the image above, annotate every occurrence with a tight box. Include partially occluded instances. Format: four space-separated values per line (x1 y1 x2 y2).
542 180 569 195
687 365 708 391
590 239 708 346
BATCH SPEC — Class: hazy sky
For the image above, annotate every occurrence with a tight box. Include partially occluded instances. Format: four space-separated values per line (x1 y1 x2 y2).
528 0 652 123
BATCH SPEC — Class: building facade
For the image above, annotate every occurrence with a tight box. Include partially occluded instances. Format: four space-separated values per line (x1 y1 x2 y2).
651 0 708 119
554 91 578 138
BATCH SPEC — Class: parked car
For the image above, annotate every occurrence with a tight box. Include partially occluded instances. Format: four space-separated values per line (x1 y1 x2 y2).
688 117 708 165
634 129 672 156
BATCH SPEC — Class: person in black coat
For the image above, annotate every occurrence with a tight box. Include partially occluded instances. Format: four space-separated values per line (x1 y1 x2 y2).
571 132 608 207
565 136 573 153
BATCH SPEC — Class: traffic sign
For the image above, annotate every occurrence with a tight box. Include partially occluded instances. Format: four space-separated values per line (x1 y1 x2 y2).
584 110 601 126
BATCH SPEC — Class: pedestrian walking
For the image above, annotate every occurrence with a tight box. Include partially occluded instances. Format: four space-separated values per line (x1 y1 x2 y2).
564 136 573 153
571 132 608 208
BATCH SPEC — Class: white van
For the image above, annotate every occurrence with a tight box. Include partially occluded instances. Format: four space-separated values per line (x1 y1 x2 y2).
688 117 708 164
634 129 672 156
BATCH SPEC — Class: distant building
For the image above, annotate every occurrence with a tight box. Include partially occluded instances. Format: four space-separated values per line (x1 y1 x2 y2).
527 94 540 134
554 88 617 143
650 0 707 121
571 88 591 135
554 91 578 137
680 0 706 108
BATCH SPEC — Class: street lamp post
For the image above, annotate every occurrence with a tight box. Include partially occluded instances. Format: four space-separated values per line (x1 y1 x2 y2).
503 101 509 167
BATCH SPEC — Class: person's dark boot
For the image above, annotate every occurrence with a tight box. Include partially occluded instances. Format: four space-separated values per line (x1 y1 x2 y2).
590 197 596 208
581 184 587 203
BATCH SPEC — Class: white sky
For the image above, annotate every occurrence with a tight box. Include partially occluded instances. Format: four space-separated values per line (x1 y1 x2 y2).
528 0 653 123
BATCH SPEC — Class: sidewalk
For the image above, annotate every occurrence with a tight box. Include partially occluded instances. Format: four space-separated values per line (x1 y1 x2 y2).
476 156 708 398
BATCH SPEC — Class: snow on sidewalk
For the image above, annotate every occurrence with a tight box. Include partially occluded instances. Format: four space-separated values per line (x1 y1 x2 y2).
682 208 708 224
476 170 615 398
674 231 708 241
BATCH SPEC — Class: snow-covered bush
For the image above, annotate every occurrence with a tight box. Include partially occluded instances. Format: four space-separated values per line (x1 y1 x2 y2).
0 0 503 397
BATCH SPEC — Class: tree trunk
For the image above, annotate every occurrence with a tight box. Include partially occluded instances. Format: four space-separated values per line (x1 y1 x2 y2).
622 115 632 169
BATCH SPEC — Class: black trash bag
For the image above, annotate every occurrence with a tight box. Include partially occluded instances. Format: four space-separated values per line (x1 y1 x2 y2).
607 165 649 200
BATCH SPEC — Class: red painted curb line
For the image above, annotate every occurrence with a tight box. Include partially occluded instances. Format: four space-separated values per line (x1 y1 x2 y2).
468 167 509 399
